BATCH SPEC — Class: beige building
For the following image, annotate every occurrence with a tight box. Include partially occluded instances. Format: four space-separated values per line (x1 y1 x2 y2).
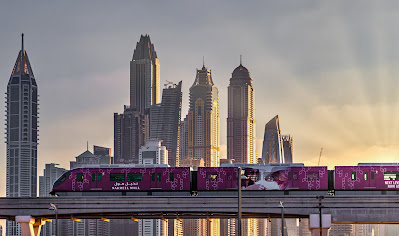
187 63 220 167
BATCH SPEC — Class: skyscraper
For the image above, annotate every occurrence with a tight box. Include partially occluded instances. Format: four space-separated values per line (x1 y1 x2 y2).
281 135 293 163
261 115 284 164
130 34 160 114
227 61 255 164
114 106 146 164
6 34 39 236
187 63 220 167
179 116 188 160
150 81 182 167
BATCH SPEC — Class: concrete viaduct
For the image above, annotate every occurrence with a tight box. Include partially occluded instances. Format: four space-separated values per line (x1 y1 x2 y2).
0 195 398 236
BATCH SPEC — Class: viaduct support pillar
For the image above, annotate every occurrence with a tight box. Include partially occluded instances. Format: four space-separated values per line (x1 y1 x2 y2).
15 216 45 236
308 214 331 236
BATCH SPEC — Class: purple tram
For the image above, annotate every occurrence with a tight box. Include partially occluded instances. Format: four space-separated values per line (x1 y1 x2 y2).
51 165 191 196
51 164 329 196
197 165 328 195
334 163 399 195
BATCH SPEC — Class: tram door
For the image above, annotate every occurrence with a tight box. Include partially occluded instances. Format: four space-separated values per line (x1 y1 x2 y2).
225 170 233 189
90 171 99 189
151 172 162 189
291 171 299 189
363 168 376 188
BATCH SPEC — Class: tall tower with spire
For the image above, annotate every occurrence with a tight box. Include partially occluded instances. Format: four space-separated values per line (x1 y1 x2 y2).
130 34 160 114
6 34 39 235
227 58 256 164
187 62 220 167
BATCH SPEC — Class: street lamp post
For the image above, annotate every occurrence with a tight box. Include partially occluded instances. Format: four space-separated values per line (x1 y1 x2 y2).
279 201 284 236
49 203 58 236
317 196 324 236
237 167 242 236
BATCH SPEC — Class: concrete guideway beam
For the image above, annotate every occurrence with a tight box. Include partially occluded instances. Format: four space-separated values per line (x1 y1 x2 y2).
15 216 46 236
309 214 331 236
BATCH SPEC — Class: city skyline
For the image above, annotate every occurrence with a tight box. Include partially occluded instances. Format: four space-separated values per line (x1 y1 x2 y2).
2 1 399 199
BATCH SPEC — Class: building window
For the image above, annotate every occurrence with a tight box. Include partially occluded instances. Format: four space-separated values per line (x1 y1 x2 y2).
127 173 142 181
110 173 125 181
77 173 83 182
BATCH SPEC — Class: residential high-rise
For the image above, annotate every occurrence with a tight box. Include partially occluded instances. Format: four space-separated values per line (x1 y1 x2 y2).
281 135 293 163
39 164 67 236
261 115 284 164
93 145 113 164
6 35 39 236
225 61 259 236
114 106 146 164
130 34 160 114
227 61 255 164
150 81 182 167
187 63 220 167
179 116 188 161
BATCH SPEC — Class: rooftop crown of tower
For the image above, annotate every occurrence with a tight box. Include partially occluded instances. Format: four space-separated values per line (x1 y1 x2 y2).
11 33 34 77
132 34 157 61
191 61 214 88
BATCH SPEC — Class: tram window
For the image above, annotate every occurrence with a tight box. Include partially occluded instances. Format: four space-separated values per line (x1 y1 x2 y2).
265 175 274 181
306 172 319 180
364 172 368 180
157 173 161 181
152 173 155 181
92 173 95 182
169 173 174 181
352 172 356 180
98 173 101 182
59 174 67 182
384 172 399 180
110 173 125 181
77 173 83 182
127 173 142 181
371 172 375 180
293 173 298 180
208 174 218 180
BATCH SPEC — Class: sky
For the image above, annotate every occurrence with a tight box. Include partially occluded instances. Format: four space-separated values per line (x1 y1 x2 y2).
2 1 399 199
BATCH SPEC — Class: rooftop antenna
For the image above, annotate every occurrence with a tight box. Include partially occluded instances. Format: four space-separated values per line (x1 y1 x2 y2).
240 55 242 65
21 33 24 51
202 56 205 68
87 141 89 151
